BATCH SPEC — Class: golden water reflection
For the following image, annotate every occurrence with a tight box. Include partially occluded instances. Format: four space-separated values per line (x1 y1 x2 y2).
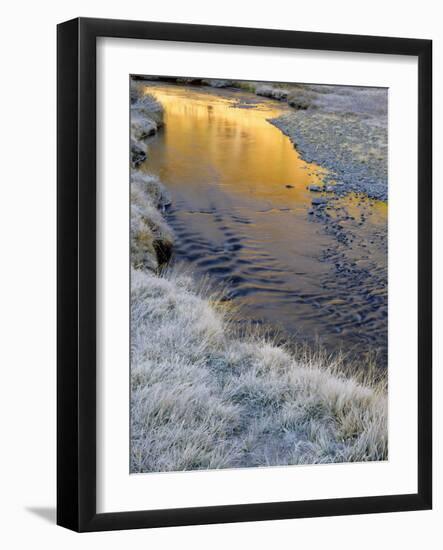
144 86 326 209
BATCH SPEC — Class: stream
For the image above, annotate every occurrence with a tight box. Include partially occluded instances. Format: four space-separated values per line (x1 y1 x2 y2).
139 84 388 364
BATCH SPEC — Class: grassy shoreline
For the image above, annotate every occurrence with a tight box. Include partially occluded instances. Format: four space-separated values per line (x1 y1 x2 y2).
129 80 388 473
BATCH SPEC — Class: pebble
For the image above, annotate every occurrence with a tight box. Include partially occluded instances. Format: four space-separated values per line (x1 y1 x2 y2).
312 197 328 206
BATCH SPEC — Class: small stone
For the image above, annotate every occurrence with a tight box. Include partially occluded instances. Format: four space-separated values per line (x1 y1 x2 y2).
285 184 294 189
312 197 328 206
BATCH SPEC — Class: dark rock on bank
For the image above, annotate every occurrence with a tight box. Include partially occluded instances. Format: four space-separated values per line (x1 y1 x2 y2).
312 197 328 206
308 185 323 192
131 138 147 167
153 238 173 265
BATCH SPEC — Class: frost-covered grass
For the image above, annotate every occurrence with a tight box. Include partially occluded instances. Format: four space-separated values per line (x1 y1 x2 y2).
130 81 174 271
130 82 164 167
131 171 174 272
131 266 387 473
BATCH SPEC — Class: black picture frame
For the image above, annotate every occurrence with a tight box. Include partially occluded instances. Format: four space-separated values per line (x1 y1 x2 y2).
57 17 432 532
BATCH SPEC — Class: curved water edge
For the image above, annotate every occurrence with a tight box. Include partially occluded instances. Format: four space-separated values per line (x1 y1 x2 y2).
137 83 388 365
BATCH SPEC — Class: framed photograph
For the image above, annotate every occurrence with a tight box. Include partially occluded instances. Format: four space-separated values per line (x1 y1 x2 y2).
57 17 432 531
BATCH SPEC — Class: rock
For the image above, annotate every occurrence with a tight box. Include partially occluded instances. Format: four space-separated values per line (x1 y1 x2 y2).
131 116 157 140
131 138 147 167
202 79 233 88
287 94 311 110
153 238 173 265
130 95 164 157
132 94 164 127
285 184 294 189
308 185 323 192
312 197 328 206
131 171 171 209
256 85 288 101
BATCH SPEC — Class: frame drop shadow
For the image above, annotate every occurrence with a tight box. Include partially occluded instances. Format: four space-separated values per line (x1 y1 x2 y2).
26 507 56 524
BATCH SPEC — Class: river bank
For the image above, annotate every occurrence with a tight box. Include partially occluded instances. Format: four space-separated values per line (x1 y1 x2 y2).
129 79 388 472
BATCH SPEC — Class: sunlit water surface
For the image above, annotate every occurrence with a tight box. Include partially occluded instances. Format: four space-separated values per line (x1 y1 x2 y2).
140 84 387 362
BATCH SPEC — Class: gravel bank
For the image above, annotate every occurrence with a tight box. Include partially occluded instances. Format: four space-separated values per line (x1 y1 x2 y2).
269 85 388 201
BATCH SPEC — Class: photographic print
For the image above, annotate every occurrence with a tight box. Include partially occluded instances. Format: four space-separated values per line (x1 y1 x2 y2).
129 75 388 474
